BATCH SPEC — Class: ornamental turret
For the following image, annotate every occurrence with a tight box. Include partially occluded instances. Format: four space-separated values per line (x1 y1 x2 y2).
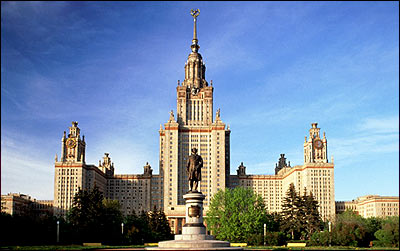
304 123 328 163
99 153 114 177
275 154 291 174
61 121 86 163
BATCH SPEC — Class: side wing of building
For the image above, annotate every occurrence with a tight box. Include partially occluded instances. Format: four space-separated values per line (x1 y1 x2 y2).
230 123 335 221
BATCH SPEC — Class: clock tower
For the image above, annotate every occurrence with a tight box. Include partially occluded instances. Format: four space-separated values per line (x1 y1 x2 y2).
304 123 328 163
54 121 87 217
61 121 86 163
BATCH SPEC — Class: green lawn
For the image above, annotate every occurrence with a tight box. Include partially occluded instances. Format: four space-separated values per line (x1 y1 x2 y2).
2 245 399 251
246 246 399 251
0 245 145 250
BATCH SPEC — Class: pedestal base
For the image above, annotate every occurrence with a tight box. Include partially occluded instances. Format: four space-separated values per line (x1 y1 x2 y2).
174 233 214 241
146 239 242 250
146 191 242 250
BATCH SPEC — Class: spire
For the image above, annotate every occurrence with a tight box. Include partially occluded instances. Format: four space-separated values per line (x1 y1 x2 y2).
182 9 207 89
190 9 200 53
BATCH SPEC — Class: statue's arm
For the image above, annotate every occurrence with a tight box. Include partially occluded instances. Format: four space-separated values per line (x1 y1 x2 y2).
199 156 203 168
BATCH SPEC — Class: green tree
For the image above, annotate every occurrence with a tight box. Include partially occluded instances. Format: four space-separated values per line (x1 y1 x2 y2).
302 190 322 239
309 230 330 246
124 211 150 244
206 187 267 243
148 208 173 242
123 208 172 244
365 217 383 246
102 199 124 244
0 211 60 245
280 184 322 241
331 210 368 247
374 216 399 247
68 187 104 231
265 212 281 232
280 183 302 240
67 187 123 244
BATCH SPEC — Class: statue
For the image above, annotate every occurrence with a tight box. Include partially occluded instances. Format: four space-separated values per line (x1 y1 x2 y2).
186 148 203 192
216 108 221 120
169 110 175 121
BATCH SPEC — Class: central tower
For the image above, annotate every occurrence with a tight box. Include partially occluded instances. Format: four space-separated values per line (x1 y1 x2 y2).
177 9 213 126
159 10 231 222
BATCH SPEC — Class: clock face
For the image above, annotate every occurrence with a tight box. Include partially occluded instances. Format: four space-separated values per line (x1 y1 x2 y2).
66 138 76 148
192 88 199 95
314 139 323 149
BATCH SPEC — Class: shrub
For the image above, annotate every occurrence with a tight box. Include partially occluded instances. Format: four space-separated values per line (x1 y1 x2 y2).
308 230 330 246
373 216 399 247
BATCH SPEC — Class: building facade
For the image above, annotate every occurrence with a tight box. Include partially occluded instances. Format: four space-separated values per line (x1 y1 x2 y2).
53 125 156 217
229 123 335 221
1 193 53 217
52 12 336 231
336 195 399 218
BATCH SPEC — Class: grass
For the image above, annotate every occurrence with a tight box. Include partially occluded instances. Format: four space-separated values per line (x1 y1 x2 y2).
1 245 399 251
0 245 145 250
245 246 399 251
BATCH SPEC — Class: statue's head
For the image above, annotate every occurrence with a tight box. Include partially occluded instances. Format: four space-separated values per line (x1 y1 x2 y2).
191 148 198 154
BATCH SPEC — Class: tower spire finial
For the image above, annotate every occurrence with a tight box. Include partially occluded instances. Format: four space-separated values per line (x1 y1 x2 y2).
190 9 200 52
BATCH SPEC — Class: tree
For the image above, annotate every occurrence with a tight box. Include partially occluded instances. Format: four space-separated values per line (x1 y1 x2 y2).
280 184 322 241
302 190 322 239
365 217 383 246
265 212 281 232
280 183 302 240
374 216 399 247
309 230 330 246
68 187 104 229
206 187 267 243
331 210 368 247
0 211 59 245
124 211 151 244
123 208 172 244
102 199 124 244
148 208 173 242
67 187 123 244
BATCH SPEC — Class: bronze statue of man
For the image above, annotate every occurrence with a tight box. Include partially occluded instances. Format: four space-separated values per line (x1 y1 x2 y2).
187 148 203 192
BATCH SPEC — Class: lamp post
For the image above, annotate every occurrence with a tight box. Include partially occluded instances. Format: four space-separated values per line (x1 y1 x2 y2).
263 223 266 246
328 221 332 247
56 221 60 243
121 222 124 245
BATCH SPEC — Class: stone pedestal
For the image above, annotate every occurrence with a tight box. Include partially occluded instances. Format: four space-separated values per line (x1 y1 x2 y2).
175 192 208 240
146 191 242 250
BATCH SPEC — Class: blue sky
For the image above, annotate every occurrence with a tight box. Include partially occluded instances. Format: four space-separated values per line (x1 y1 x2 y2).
1 1 398 201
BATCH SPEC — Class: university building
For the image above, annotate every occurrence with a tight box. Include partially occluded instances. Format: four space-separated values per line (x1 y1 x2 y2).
230 124 335 222
52 11 336 232
1 193 53 217
336 195 399 218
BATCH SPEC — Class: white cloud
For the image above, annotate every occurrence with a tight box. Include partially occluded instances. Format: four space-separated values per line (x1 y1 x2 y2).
329 116 399 165
358 116 399 134
1 135 54 200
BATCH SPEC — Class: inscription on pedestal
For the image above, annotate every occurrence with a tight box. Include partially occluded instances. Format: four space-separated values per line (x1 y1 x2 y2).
188 205 200 217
